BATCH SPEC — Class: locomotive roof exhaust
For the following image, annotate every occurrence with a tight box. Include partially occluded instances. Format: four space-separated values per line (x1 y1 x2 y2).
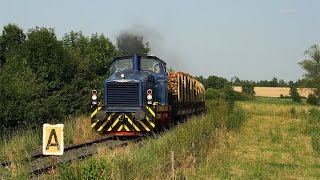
132 54 141 71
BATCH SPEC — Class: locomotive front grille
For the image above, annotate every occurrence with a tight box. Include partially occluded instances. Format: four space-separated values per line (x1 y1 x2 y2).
107 82 140 107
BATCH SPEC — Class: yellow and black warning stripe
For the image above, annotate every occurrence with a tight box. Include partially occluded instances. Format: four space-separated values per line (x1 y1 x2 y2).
90 106 102 118
90 106 156 133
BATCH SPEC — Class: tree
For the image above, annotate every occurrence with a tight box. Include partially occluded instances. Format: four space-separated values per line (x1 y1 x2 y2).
278 79 287 87
206 75 230 90
289 84 301 103
230 76 241 86
24 27 76 92
62 31 118 113
299 44 320 99
270 77 279 87
241 81 255 96
0 24 26 66
0 55 43 131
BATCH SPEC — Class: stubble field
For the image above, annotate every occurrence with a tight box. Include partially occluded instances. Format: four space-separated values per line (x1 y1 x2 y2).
233 86 314 98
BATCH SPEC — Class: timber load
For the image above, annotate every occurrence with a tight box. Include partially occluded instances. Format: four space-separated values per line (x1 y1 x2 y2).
168 72 205 103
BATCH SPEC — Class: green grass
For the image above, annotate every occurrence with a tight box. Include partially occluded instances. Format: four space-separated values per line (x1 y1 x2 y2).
254 97 307 105
54 100 246 179
203 100 320 178
304 108 320 155
3 97 320 179
0 115 100 179
0 128 41 179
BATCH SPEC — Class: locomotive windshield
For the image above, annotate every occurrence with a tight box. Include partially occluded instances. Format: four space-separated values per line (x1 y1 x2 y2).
110 58 133 74
110 56 163 74
141 57 162 73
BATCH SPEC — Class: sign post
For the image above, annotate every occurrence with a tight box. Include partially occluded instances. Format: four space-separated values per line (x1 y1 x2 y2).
43 124 64 179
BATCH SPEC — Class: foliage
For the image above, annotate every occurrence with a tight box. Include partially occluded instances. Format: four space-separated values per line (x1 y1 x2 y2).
0 24 121 134
307 94 319 105
0 55 43 130
0 24 26 66
241 81 255 96
206 75 230 89
205 88 226 100
299 44 320 99
305 108 320 154
289 84 302 103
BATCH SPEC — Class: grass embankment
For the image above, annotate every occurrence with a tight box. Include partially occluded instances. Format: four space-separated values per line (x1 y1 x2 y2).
0 116 100 178
52 100 245 179
3 97 319 179
208 98 320 178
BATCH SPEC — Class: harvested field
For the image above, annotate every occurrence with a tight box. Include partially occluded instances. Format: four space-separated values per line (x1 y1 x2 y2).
233 86 314 98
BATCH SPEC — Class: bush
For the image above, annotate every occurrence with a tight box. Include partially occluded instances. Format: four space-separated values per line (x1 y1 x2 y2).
307 94 319 105
233 91 254 101
241 81 255 96
289 85 301 103
205 88 226 100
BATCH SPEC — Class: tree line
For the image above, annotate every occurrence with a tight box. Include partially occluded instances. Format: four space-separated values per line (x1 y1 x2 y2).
230 77 311 88
0 24 149 134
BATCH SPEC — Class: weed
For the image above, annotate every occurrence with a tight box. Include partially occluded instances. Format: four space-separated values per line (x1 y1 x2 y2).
269 127 282 143
227 106 246 131
289 107 297 118
305 108 320 154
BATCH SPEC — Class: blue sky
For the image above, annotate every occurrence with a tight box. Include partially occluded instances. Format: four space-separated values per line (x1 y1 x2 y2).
1 0 319 81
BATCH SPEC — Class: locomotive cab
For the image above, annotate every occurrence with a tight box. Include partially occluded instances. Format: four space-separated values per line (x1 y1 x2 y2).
107 54 168 106
90 54 170 135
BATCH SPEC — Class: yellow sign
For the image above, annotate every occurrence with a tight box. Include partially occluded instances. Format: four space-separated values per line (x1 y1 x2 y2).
42 124 64 155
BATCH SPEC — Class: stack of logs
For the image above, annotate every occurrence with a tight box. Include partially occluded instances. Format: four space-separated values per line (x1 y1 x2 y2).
168 71 205 102
168 71 188 96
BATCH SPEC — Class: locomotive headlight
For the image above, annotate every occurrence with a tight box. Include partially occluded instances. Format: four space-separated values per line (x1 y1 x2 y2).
147 89 152 103
147 89 152 100
91 89 97 100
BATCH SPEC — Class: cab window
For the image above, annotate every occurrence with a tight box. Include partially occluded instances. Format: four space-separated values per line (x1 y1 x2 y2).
110 58 133 74
141 58 162 74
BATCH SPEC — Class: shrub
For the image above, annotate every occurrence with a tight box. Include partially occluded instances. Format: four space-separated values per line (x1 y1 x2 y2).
205 88 226 100
307 94 319 105
289 85 301 103
241 81 255 96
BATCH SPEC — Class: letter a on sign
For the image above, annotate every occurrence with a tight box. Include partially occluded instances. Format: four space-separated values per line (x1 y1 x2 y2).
43 124 64 155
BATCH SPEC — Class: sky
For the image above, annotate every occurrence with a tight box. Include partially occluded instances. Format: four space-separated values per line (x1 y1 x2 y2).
1 0 320 81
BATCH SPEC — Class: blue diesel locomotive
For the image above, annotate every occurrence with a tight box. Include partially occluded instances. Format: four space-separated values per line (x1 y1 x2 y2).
90 54 205 135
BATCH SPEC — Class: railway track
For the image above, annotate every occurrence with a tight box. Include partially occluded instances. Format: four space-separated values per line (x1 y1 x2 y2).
1 136 143 177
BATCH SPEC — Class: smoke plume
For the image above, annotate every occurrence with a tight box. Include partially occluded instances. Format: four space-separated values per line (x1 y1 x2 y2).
116 31 149 55
116 24 189 73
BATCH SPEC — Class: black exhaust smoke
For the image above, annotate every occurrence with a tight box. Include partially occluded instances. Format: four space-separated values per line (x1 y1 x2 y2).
116 31 150 55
